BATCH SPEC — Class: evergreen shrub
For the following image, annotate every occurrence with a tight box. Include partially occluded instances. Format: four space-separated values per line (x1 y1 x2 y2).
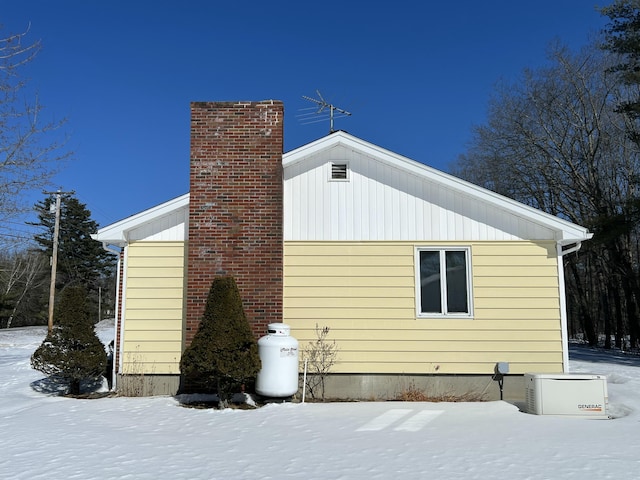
31 285 107 395
180 276 261 407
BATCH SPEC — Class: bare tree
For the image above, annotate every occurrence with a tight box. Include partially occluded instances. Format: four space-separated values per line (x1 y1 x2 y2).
0 250 47 328
453 43 640 348
0 25 70 234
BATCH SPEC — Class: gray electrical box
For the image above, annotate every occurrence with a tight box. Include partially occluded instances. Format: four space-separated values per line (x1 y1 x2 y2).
496 362 509 374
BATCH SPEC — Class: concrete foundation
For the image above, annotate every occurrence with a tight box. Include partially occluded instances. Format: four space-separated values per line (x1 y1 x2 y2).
114 373 526 404
116 374 181 397
307 374 526 403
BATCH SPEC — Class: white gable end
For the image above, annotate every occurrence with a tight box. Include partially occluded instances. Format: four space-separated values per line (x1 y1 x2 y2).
93 194 189 246
128 207 188 241
283 134 569 242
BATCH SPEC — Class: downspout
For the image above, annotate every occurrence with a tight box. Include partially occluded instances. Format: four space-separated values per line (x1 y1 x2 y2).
557 241 583 373
101 242 123 391
560 242 582 257
118 245 129 387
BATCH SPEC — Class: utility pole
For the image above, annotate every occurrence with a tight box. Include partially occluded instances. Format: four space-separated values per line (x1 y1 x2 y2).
44 189 74 333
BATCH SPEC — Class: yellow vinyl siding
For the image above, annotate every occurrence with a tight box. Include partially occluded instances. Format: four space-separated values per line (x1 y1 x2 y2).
125 309 184 321
125 330 183 342
284 241 563 375
286 297 413 308
475 287 559 298
124 267 184 278
285 287 412 299
121 352 181 376
127 255 185 267
285 276 415 287
334 362 561 375
304 328 561 342
123 319 183 330
286 308 415 320
126 288 184 299
122 241 186 374
285 265 411 277
126 277 185 288
125 298 183 309
336 351 563 364
473 310 560 320
298 318 563 330
474 276 558 287
123 340 183 352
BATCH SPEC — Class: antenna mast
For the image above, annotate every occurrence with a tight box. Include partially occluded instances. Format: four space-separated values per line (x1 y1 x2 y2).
302 90 351 133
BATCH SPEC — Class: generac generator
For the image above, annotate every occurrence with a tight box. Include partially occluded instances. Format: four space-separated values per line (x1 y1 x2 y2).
524 373 610 419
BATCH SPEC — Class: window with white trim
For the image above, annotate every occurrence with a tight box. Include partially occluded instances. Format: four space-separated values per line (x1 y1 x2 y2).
416 247 472 317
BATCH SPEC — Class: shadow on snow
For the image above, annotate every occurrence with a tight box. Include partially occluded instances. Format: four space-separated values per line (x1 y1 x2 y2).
569 343 640 367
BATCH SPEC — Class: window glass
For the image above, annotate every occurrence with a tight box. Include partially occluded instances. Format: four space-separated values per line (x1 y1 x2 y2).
445 250 468 313
417 248 471 317
419 250 441 313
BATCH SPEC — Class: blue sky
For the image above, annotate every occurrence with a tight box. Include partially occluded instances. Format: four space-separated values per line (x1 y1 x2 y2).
3 1 607 231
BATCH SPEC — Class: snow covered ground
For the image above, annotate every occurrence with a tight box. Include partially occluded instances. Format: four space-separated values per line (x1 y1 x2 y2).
1 321 639 480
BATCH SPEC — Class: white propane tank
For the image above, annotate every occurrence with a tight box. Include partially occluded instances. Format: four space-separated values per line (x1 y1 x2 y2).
256 323 299 397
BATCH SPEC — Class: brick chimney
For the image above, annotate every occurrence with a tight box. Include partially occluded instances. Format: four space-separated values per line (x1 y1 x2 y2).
185 101 284 345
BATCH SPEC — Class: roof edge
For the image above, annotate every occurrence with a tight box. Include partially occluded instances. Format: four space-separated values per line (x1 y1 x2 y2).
284 131 591 241
93 193 190 245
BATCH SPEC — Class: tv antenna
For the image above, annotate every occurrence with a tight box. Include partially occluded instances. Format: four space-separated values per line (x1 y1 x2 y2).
301 90 351 133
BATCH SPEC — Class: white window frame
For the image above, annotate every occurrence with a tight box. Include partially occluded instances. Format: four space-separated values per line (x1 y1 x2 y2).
415 246 474 319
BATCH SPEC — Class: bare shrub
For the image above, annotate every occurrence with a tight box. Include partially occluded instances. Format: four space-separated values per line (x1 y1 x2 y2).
117 348 157 397
302 324 338 401
395 380 487 402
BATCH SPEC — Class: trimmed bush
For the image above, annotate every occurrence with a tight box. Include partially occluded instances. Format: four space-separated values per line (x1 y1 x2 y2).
180 276 261 407
31 286 107 395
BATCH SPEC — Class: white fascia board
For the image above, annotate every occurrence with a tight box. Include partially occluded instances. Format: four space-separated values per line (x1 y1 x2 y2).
284 131 591 243
92 193 190 246
283 133 343 166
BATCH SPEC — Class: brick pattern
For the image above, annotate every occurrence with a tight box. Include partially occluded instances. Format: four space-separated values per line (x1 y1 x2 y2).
185 101 284 345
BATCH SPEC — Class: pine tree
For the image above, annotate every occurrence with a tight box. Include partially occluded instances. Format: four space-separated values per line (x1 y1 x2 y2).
32 194 116 321
31 285 107 395
601 1 640 142
180 276 261 408
33 195 115 285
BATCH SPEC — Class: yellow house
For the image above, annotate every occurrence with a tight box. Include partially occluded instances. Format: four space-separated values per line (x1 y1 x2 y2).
94 101 591 400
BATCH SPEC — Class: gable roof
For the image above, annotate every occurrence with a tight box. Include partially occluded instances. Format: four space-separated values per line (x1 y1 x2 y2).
92 193 189 247
283 131 591 245
94 132 591 247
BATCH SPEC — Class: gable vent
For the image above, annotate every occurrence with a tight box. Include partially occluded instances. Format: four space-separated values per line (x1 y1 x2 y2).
331 162 349 180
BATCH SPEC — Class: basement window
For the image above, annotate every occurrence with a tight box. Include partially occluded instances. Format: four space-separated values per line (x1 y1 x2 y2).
330 162 349 181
